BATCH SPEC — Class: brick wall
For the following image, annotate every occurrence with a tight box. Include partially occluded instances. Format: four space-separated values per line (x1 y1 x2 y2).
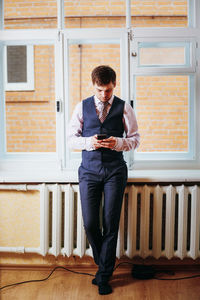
64 0 187 17
69 44 120 116
4 0 57 18
6 45 56 152
136 76 188 152
4 0 187 19
131 0 187 16
4 0 187 29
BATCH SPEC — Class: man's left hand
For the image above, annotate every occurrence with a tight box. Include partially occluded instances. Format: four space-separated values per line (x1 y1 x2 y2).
98 136 117 150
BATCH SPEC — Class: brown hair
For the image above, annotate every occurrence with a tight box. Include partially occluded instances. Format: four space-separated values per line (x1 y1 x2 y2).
91 65 116 86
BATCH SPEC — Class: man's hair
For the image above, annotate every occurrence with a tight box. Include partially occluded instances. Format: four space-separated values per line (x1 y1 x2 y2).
91 65 116 86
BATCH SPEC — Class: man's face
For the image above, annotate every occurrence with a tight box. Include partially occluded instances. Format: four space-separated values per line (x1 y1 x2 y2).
93 81 116 103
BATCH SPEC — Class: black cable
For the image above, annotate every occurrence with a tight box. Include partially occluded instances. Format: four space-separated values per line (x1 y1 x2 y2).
0 266 94 292
1 262 200 292
155 274 200 281
114 261 134 271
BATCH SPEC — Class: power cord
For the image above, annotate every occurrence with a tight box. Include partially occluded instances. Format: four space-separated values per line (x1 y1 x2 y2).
0 266 94 292
1 262 200 292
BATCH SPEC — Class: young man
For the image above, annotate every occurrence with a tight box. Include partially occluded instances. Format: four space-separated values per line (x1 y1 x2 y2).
68 65 140 295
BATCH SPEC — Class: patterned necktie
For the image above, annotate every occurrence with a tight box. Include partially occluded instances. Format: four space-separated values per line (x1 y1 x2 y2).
99 101 109 123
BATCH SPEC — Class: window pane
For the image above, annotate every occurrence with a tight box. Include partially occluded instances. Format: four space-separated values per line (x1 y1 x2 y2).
135 75 189 152
67 41 121 166
7 46 27 83
4 0 57 29
138 42 190 67
69 42 120 116
5 44 56 152
64 0 126 28
131 0 188 27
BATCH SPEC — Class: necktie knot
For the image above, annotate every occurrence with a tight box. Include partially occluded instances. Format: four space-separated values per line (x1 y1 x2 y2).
99 101 108 108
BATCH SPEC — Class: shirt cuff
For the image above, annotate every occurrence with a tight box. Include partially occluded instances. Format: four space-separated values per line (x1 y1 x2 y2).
85 137 95 151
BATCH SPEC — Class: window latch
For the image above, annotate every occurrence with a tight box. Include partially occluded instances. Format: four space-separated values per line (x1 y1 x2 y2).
130 100 134 108
131 52 137 57
56 100 62 112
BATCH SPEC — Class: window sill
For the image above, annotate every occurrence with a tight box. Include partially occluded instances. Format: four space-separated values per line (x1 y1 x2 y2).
0 169 200 183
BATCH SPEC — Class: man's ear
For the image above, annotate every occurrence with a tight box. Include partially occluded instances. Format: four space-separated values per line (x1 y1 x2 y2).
113 81 116 88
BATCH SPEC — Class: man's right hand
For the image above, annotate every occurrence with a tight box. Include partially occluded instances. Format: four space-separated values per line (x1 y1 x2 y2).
91 135 103 150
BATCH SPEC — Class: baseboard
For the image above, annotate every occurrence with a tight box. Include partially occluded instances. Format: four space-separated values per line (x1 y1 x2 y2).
0 254 200 271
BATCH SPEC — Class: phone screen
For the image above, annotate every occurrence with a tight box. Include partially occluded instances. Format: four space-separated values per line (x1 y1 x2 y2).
97 134 107 140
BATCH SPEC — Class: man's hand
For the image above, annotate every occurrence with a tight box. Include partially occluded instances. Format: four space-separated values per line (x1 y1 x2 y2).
91 135 103 149
91 135 117 150
99 136 117 149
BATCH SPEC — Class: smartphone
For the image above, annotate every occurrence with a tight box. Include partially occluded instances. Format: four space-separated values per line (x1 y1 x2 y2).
97 134 107 140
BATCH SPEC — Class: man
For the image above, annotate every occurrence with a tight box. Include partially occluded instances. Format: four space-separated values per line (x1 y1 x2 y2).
68 65 140 295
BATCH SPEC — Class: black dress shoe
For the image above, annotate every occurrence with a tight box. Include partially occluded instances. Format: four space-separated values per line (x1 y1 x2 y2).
98 283 112 295
92 278 97 285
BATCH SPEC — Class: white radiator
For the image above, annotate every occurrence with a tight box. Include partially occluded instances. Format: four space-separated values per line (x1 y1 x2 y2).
0 184 200 260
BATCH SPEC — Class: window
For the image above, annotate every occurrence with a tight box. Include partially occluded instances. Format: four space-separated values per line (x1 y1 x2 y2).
134 75 194 159
64 30 128 169
132 39 196 73
131 36 196 161
5 45 34 91
138 42 191 68
0 38 58 165
0 0 199 180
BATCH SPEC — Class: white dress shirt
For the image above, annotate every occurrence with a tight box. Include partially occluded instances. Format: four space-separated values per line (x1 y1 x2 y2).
67 95 140 151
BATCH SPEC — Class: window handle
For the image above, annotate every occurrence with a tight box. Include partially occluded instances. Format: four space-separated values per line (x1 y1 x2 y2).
130 100 134 108
56 100 62 112
131 52 137 57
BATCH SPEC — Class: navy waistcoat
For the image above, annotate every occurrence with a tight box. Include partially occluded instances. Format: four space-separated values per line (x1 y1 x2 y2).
81 96 125 171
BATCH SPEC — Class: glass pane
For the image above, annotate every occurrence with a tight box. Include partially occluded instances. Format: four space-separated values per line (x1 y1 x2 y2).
64 0 126 28
138 42 190 67
5 44 56 152
131 0 188 27
69 42 121 117
7 46 27 83
67 41 121 163
135 75 189 152
4 0 57 29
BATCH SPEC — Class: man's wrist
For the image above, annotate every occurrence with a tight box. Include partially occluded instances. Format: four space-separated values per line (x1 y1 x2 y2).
112 137 118 150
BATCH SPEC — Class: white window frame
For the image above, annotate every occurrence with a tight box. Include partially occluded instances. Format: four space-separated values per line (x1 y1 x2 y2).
132 36 196 74
136 41 194 70
129 26 200 170
5 44 34 91
131 32 197 162
0 30 64 177
0 0 199 181
133 74 195 161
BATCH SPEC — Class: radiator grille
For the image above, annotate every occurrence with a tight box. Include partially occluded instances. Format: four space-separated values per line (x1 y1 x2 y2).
42 184 200 259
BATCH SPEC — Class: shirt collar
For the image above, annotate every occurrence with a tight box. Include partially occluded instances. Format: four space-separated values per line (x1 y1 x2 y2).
94 94 114 106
